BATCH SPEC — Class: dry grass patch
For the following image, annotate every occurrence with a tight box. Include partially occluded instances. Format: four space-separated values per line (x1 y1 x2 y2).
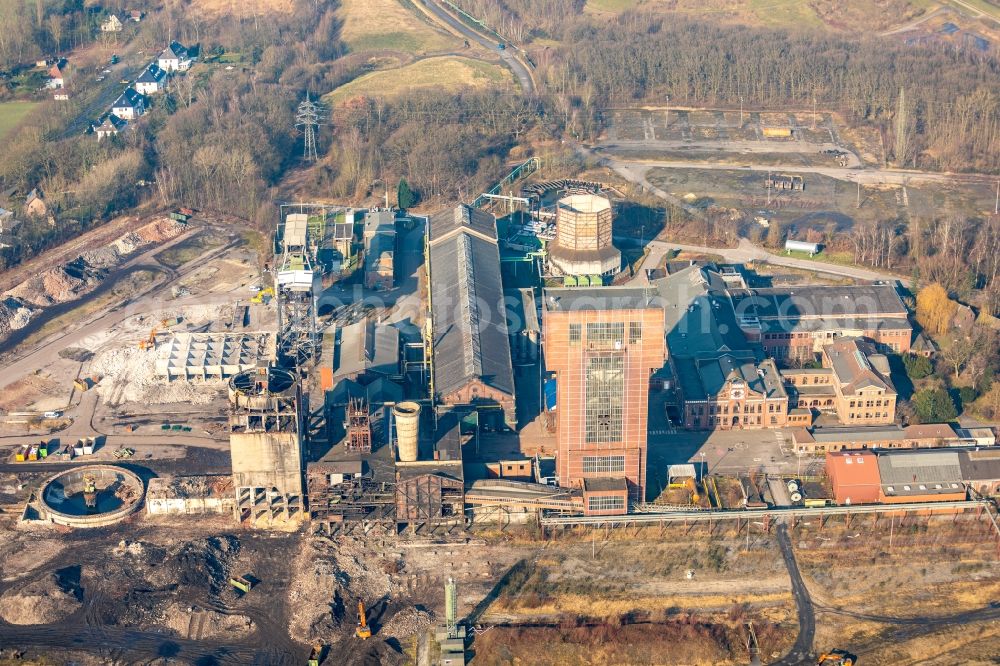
339 0 461 54
189 0 295 17
324 56 512 105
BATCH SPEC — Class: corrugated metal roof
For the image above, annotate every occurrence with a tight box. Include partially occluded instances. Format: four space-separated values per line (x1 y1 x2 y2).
877 450 963 486
428 211 514 399
428 204 497 244
959 449 1000 482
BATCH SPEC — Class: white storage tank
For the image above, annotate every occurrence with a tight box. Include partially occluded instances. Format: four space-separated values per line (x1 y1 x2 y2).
393 402 421 462
786 479 800 493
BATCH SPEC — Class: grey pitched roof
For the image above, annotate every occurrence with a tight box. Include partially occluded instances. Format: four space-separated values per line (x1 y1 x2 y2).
136 64 166 83
651 264 753 359
160 41 189 60
113 88 145 108
428 208 514 399
959 449 1000 483
877 450 963 487
824 337 894 394
678 353 785 401
335 318 399 379
728 284 907 324
428 204 497 244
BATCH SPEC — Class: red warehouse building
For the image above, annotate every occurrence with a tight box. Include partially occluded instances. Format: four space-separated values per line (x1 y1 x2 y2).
825 450 881 505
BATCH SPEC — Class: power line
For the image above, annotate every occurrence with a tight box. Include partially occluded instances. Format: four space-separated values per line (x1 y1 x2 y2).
295 92 326 162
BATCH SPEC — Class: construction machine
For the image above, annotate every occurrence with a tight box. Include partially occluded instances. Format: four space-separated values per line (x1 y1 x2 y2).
251 287 274 305
138 328 158 350
355 601 372 639
817 650 854 666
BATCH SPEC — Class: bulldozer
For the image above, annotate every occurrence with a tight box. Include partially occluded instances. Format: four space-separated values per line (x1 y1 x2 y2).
817 650 855 666
355 600 372 639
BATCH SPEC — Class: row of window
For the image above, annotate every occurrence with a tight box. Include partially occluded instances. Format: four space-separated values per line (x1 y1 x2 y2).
582 455 626 474
568 322 643 346
849 412 890 420
588 496 625 512
694 402 783 416
849 399 889 408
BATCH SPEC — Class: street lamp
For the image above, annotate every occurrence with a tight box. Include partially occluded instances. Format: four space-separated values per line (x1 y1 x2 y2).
699 451 707 479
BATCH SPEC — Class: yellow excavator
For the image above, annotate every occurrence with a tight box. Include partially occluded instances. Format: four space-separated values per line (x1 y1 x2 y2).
817 650 854 666
355 600 372 639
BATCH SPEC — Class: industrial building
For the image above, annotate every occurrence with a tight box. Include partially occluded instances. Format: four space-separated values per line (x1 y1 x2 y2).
547 194 621 277
506 287 540 366
729 284 912 359
363 210 396 290
542 286 665 502
676 354 789 430
228 367 306 525
792 423 962 454
820 338 896 425
154 332 275 381
958 449 1000 496
826 450 881 505
427 205 516 429
146 475 235 515
826 449 979 505
876 450 966 503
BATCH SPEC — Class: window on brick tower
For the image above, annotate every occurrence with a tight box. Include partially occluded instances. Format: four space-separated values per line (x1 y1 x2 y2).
585 353 624 443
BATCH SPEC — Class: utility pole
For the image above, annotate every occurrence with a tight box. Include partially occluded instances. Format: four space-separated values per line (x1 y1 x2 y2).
995 180 999 215
766 171 771 206
739 96 744 128
812 94 817 130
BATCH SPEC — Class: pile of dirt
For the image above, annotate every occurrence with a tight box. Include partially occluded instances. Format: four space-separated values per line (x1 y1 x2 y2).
150 536 241 596
0 298 34 335
0 566 84 624
380 607 431 639
4 265 98 307
137 217 186 243
289 536 402 643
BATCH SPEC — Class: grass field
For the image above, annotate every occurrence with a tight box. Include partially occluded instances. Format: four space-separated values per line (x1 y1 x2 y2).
339 0 461 54
585 0 935 32
324 56 512 105
0 101 40 142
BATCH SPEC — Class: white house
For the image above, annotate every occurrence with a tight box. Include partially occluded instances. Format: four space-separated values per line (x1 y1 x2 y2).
134 64 168 95
101 14 123 32
95 114 127 140
111 88 147 121
46 59 67 89
157 41 194 72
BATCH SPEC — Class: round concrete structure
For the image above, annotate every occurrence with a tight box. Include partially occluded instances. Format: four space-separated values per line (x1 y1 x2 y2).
39 465 144 528
393 402 421 462
549 194 621 276
228 367 297 410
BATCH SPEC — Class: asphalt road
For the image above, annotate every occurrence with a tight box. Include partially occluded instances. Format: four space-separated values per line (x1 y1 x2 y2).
419 0 535 94
772 523 816 666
